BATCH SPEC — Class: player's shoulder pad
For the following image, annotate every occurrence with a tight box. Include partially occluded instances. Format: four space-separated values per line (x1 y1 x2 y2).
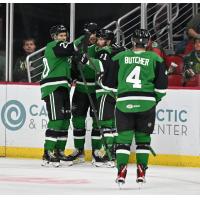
146 50 164 63
73 35 85 47
112 49 130 61
46 40 57 47
100 46 112 54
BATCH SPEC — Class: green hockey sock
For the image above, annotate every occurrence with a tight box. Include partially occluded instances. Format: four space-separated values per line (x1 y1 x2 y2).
44 139 56 151
91 129 102 150
55 139 67 151
116 146 130 170
135 132 151 168
136 151 149 168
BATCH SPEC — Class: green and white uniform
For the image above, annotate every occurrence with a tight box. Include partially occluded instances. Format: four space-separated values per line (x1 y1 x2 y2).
71 36 103 153
40 40 77 153
99 49 168 170
95 44 124 160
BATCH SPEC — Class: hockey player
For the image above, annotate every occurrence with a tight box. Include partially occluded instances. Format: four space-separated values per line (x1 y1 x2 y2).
68 23 106 166
96 29 167 186
95 29 126 167
40 25 81 166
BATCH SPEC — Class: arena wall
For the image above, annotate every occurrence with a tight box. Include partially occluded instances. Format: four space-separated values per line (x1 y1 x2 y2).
0 83 200 167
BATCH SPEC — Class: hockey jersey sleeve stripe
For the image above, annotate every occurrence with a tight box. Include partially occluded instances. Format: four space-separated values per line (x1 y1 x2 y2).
99 60 104 72
76 81 96 86
73 43 79 51
40 80 70 88
40 76 71 84
96 89 107 93
98 79 117 92
154 88 167 93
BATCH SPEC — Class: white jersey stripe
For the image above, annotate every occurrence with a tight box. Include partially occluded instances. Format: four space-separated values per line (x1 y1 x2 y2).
41 80 70 88
117 96 156 102
76 81 96 86
155 88 167 93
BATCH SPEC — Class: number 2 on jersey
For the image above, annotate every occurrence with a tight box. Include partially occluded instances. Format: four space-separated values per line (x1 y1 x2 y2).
42 58 50 78
126 66 141 88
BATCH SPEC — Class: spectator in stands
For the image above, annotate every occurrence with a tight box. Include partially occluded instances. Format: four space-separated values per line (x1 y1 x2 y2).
186 14 200 39
13 38 37 82
183 34 200 83
147 40 166 59
176 14 200 55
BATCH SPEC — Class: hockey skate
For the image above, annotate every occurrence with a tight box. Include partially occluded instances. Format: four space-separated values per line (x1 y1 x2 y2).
105 160 116 168
115 165 127 189
136 164 147 188
41 150 60 167
91 149 107 167
102 154 116 168
54 149 73 166
66 149 85 165
104 145 116 168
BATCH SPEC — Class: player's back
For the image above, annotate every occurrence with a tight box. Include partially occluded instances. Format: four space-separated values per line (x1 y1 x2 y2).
112 49 164 113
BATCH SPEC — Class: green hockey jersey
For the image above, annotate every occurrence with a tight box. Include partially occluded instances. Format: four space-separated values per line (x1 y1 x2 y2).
100 49 168 113
40 40 76 99
95 44 125 99
72 36 97 94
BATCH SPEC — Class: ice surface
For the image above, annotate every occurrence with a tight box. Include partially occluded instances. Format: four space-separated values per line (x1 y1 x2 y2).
0 158 200 195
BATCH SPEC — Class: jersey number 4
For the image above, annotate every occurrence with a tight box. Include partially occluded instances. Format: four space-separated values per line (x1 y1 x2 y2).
126 66 141 88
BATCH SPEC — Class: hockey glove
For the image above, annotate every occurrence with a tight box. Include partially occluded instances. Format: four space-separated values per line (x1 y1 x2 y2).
84 23 98 34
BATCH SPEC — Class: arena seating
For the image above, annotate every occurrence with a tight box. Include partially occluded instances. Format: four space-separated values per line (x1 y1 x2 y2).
184 74 200 87
165 55 184 75
168 74 183 86
164 55 184 87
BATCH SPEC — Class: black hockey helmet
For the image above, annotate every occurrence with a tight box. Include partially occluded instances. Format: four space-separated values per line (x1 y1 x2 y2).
84 22 98 34
131 29 151 48
105 29 115 41
49 25 68 39
96 29 115 41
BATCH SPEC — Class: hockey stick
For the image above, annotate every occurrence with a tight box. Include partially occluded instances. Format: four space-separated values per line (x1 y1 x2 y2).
75 33 113 161
77 62 113 161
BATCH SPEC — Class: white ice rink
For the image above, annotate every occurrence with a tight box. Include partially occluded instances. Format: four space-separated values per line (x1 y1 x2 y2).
0 158 200 195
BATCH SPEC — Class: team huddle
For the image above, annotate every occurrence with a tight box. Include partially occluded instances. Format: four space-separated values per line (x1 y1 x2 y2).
40 22 168 187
